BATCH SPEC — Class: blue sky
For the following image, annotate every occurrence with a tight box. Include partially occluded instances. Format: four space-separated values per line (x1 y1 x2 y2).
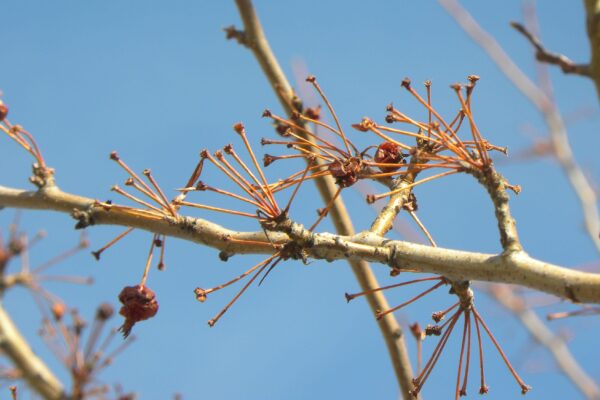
1 1 599 399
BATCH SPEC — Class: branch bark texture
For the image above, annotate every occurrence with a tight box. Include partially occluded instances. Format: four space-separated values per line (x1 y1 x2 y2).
2 184 600 304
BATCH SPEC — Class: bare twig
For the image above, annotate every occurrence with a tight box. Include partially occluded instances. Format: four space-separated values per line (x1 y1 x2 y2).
229 1 416 397
511 21 591 77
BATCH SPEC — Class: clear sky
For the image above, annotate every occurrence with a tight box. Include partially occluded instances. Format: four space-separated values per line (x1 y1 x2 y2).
1 1 599 399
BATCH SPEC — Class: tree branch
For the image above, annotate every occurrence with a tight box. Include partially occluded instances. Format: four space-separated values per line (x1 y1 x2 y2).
438 0 600 253
229 1 416 397
0 303 66 400
585 0 600 99
3 184 600 303
511 21 591 77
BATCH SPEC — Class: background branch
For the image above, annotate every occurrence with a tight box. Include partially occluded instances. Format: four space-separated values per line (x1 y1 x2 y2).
585 0 600 98
511 21 591 77
438 0 600 253
488 285 600 400
0 303 65 400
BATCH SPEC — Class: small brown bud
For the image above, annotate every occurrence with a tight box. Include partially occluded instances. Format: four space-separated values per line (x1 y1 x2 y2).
305 75 316 83
262 109 272 118
401 78 411 89
96 303 114 321
450 83 462 91
304 106 321 120
431 311 445 323
263 154 275 167
233 122 245 135
194 287 207 303
109 151 120 161
275 123 290 136
51 302 66 321
425 324 442 336
221 144 233 155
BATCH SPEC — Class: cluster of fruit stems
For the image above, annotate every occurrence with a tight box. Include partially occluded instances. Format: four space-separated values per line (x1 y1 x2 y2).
39 304 133 399
0 218 134 399
2 76 526 397
87 77 524 397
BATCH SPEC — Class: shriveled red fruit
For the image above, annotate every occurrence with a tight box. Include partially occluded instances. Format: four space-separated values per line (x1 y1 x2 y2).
328 157 362 188
0 102 8 122
118 285 159 338
374 141 405 172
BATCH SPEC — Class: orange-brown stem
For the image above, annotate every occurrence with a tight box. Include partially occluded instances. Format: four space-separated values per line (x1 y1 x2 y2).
91 227 135 260
110 186 163 213
376 280 447 320
472 307 530 393
345 276 443 302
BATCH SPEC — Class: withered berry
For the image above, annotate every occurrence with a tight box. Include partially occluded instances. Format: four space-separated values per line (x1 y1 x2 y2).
0 102 8 122
374 141 405 172
118 285 159 338
328 157 362 188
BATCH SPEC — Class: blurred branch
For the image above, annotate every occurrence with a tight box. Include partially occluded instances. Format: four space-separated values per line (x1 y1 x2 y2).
0 303 65 400
585 0 600 98
229 1 416 397
510 21 591 77
488 285 600 400
3 184 600 303
438 0 600 252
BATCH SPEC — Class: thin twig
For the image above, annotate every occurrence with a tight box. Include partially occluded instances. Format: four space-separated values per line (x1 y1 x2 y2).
511 21 591 77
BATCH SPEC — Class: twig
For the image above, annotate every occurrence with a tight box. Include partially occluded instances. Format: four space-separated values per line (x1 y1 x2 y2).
229 1 416 397
510 21 591 77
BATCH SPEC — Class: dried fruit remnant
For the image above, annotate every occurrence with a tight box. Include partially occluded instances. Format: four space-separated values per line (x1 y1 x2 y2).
118 285 159 338
374 141 406 172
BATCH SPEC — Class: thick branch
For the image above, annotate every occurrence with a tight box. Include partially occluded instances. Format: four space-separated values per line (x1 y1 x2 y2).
585 0 600 99
0 303 66 400
3 184 600 303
